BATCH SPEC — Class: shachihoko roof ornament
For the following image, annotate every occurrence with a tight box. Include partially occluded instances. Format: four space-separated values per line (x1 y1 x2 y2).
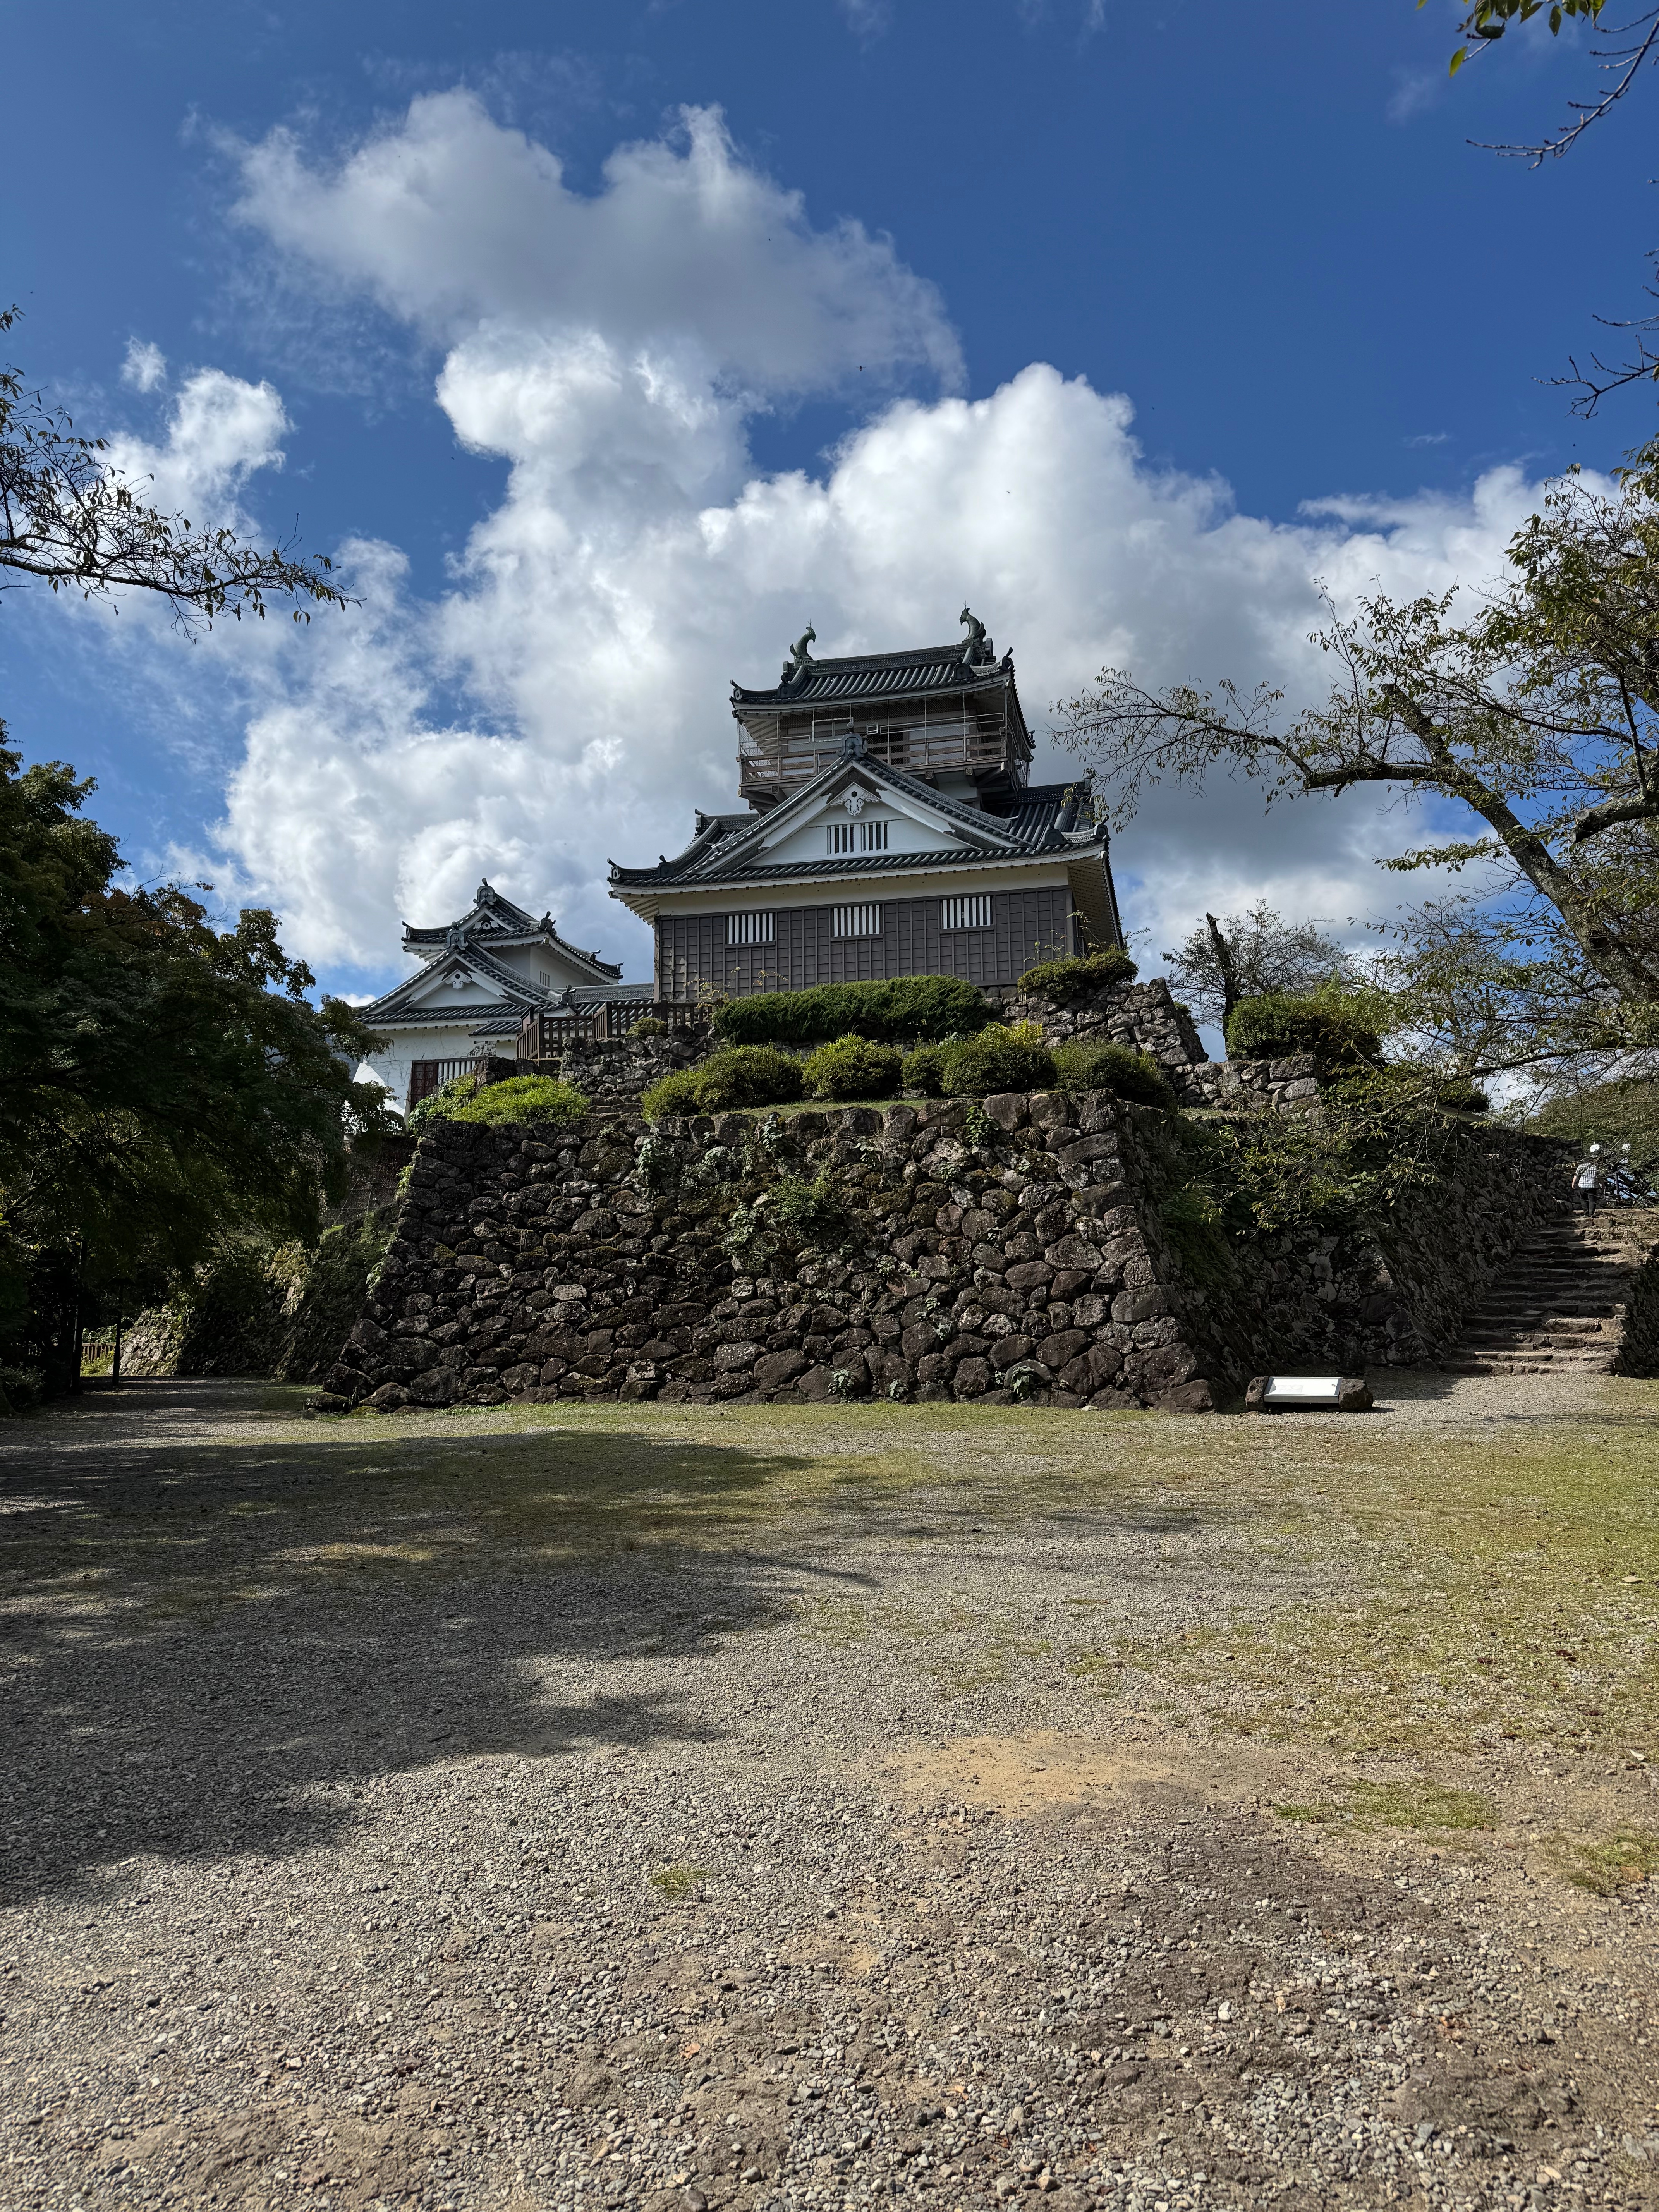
781 625 816 686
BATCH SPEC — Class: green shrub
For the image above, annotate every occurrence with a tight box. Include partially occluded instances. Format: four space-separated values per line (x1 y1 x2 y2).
803 1032 903 1101
902 1043 950 1096
641 1046 805 1120
631 1015 668 1039
768 1172 845 1240
713 975 991 1048
1016 947 1138 1001
939 1022 1056 1096
1437 1076 1491 1115
405 1071 479 1131
1052 1039 1175 1109
1224 992 1381 1068
446 1075 589 1127
1533 1073 1659 1156
638 1068 705 1122
694 1045 805 1111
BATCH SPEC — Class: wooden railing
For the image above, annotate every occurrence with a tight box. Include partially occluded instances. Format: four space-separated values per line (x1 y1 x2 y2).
737 704 1028 800
517 1001 704 1062
408 1056 483 1109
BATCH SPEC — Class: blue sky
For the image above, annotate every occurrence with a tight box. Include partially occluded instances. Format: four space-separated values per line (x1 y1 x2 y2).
4 0 1651 1000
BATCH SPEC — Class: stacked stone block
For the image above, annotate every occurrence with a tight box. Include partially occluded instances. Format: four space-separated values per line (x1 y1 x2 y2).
321 1091 1218 1417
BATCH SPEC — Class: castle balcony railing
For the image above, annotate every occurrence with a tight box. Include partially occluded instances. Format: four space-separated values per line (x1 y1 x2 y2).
515 1001 705 1062
736 700 1029 802
407 1055 490 1110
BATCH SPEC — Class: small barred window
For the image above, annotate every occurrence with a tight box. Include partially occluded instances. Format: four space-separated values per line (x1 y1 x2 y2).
826 821 855 854
726 911 775 945
941 895 993 931
832 903 883 939
860 819 888 852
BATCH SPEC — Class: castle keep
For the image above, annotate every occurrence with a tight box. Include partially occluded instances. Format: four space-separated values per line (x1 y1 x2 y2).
609 611 1123 1002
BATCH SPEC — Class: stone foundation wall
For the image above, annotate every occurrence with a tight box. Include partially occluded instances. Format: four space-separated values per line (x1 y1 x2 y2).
321 1091 1221 1417
545 1024 712 1105
318 1085 1564 1417
997 977 1207 1081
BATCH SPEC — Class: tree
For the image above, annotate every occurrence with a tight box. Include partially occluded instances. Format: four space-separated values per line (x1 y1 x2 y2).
1057 448 1659 1072
1164 901 1355 1030
0 307 347 629
0 737 393 1403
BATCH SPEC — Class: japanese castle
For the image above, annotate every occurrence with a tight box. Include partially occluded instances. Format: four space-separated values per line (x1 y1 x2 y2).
361 613 1121 1109
610 610 1121 997
356 882 651 1110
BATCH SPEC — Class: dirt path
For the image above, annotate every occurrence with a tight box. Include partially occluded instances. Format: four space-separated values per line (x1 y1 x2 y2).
1 1376 1656 2211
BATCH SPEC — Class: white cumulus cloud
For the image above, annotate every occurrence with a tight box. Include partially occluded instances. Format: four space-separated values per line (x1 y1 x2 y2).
103 367 289 524
121 338 168 393
155 92 1567 993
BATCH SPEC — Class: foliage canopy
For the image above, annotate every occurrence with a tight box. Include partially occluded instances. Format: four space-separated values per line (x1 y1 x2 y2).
1061 452 1659 1077
0 739 393 1400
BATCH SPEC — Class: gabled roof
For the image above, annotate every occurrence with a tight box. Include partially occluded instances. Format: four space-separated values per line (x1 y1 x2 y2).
401 877 622 982
732 640 1012 711
609 747 1099 894
358 938 549 1029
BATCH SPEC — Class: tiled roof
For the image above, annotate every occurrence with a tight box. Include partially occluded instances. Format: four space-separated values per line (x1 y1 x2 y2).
359 939 544 1026
732 642 1009 709
402 877 622 981
610 779 1095 892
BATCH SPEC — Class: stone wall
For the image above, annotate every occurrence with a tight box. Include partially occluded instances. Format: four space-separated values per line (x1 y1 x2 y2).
547 1024 711 1105
1613 1245 1659 1377
317 1086 1564 1417
997 977 1207 1081
122 1211 400 1384
321 1092 1221 1417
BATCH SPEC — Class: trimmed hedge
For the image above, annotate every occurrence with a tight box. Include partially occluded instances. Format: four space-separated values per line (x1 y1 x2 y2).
640 1046 805 1121
1016 947 1138 1002
939 1024 1056 1096
1224 993 1381 1067
803 1033 903 1101
712 975 991 1048
1052 1039 1175 1109
445 1075 589 1128
902 1043 950 1097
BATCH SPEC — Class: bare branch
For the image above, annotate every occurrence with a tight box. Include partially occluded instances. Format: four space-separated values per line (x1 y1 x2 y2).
0 306 351 634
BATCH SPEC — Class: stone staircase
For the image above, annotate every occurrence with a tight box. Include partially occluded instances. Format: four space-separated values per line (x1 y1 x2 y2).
1443 1209 1659 1376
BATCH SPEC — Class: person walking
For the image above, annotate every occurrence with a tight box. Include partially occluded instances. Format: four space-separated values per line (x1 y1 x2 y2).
1571 1144 1603 1216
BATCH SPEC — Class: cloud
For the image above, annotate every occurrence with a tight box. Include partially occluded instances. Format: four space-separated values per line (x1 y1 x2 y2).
116 92 1571 995
229 94 961 400
837 0 893 39
102 367 289 521
121 338 168 393
1386 65 1445 125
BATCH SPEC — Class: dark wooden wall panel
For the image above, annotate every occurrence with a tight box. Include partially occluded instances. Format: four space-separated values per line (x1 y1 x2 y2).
652 889 1074 1001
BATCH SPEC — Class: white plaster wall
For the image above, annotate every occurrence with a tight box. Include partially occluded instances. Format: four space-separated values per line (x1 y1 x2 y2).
361 1026 487 1115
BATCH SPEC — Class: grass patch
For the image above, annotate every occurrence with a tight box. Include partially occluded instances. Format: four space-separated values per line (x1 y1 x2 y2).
1271 1778 1496 1831
1551 1827 1659 1896
648 1862 710 1901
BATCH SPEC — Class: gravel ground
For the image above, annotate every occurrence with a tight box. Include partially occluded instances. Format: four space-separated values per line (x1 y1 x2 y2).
2 1376 1657 2212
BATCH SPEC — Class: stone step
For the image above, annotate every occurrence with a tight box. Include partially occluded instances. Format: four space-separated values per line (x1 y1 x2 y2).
1467 1303 1619 1318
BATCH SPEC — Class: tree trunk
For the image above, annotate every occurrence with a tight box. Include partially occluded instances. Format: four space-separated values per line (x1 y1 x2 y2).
1206 913 1243 1027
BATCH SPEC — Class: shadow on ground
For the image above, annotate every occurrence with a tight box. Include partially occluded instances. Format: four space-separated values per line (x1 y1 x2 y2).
0 1388 886 1906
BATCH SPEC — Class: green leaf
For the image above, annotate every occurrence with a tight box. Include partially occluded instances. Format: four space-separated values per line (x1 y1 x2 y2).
1449 43 1470 72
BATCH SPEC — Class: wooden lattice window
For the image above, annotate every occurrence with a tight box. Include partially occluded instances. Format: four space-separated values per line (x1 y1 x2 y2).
832 903 883 938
